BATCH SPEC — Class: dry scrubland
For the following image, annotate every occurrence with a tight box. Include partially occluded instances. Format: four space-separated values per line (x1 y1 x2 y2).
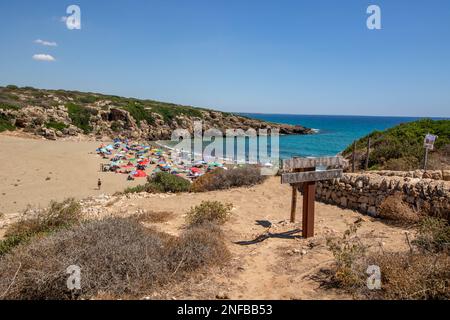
0 134 449 300
2 176 448 299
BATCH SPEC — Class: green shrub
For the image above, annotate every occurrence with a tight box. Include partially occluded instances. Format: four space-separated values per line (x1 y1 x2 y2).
0 114 15 132
110 121 122 132
66 103 94 134
185 201 233 226
150 172 191 193
120 173 190 195
77 95 99 104
0 103 20 111
192 166 267 192
122 102 155 126
45 121 68 131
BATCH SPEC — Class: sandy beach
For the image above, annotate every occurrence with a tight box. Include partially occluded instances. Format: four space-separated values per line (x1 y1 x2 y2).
0 134 145 214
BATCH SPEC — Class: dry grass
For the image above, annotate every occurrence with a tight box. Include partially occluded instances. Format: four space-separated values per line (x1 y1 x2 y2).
185 201 233 227
135 211 174 224
378 193 421 225
367 251 449 300
413 217 450 253
0 216 230 300
326 222 367 290
325 216 450 300
0 199 81 256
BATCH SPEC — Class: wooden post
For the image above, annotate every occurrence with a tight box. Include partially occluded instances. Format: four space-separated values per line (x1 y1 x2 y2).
289 167 302 223
301 167 316 238
424 147 429 171
352 141 356 173
290 185 297 223
302 180 316 238
365 138 371 171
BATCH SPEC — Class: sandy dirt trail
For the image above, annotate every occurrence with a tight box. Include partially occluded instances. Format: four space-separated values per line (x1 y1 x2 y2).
102 178 410 300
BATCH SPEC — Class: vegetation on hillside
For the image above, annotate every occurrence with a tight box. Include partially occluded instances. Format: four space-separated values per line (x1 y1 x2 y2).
0 85 222 134
343 119 450 171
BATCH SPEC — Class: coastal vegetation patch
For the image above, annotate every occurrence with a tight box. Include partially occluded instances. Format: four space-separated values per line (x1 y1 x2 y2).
66 103 95 134
343 119 450 171
0 114 16 133
45 121 68 131
121 172 191 195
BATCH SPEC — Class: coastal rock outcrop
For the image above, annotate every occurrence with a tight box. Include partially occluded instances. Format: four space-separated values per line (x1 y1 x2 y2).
0 86 313 140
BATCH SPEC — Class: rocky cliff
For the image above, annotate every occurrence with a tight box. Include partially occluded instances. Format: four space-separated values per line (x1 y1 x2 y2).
0 86 313 141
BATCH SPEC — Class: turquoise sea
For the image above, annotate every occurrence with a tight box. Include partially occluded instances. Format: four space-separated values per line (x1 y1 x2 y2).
160 114 447 161
241 114 444 159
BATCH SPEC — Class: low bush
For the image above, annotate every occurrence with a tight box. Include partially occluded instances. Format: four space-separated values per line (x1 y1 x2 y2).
413 217 450 253
168 222 230 273
0 216 230 300
378 193 421 224
0 114 15 132
367 251 449 300
45 121 68 131
0 199 81 256
325 217 450 299
150 172 191 193
191 166 267 192
384 156 420 171
185 201 233 227
326 222 367 289
118 173 190 195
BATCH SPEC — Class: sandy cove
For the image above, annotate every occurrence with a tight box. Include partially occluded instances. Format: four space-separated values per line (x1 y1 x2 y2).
0 134 410 299
0 134 145 214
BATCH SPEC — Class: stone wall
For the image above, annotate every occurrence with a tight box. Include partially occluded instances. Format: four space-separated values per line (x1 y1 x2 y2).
315 172 450 218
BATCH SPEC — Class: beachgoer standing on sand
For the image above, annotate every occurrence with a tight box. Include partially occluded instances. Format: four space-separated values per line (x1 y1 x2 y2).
97 178 102 190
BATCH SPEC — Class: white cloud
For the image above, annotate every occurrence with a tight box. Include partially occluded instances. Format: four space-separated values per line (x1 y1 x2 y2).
34 39 58 47
32 54 56 62
60 16 68 23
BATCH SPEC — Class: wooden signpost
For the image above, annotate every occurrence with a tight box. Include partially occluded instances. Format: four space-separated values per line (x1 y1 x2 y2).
281 156 345 238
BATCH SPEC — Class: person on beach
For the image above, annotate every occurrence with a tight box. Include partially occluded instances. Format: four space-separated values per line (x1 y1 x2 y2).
97 178 102 190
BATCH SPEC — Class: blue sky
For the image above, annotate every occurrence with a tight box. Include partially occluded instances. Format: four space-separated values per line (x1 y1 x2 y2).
0 0 449 117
